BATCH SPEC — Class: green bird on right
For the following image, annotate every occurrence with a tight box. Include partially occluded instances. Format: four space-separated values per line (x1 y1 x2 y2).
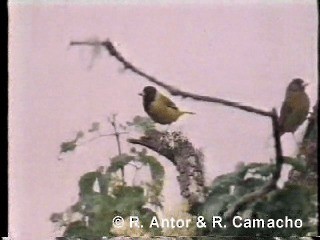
278 78 310 136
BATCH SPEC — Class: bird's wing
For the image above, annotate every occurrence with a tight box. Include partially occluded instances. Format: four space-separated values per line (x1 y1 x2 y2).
161 95 178 110
279 100 293 126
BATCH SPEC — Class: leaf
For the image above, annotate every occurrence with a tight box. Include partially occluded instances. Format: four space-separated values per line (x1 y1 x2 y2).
106 152 165 208
248 164 275 177
130 147 137 153
88 122 100 132
283 156 307 172
63 221 93 238
209 172 244 195
107 154 135 173
135 153 165 198
197 162 276 235
70 201 83 213
126 115 156 132
76 131 85 139
112 186 145 212
201 193 236 222
56 139 166 238
211 173 239 192
82 194 116 215
79 171 102 196
49 213 63 223
206 163 272 203
60 140 77 153
138 208 162 235
250 184 316 237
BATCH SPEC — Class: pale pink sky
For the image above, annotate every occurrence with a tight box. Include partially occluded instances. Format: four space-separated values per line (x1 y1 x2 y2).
9 1 317 239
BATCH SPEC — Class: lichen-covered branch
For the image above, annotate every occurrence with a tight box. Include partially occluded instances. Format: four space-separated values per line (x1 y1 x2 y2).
128 130 206 206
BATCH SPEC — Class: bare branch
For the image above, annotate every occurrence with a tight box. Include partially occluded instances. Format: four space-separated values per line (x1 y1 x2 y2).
270 108 284 181
107 114 126 182
108 114 123 156
70 39 273 118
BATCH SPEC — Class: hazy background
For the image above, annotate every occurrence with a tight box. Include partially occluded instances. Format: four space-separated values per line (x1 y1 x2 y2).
9 1 317 239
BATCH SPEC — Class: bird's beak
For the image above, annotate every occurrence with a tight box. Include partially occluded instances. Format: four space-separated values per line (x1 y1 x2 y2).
138 93 144 96
303 82 309 87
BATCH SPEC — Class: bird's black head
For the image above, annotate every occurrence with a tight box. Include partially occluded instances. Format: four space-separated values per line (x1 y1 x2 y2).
288 78 308 92
141 86 157 111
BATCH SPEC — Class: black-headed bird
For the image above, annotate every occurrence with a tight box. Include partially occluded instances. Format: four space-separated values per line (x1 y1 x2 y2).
139 86 194 124
279 78 310 136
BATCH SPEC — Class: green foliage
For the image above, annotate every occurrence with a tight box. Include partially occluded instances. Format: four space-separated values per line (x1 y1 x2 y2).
60 131 85 154
107 154 135 173
251 184 316 236
137 151 165 199
197 162 317 238
52 150 164 238
79 171 102 196
55 114 318 238
126 115 156 133
64 221 94 239
200 163 271 223
283 156 307 173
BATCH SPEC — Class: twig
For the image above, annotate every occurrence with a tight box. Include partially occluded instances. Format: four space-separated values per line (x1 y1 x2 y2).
76 131 129 146
270 108 284 181
108 114 125 182
108 114 123 155
70 40 273 117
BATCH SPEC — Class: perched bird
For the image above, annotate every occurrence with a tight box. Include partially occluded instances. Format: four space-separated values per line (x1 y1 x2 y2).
139 86 194 124
278 78 310 136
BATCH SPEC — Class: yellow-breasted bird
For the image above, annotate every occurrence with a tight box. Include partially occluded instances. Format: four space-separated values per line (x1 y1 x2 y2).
278 78 310 136
139 86 195 124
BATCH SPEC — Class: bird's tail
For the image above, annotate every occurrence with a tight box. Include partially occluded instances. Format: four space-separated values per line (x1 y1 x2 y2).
181 111 195 115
